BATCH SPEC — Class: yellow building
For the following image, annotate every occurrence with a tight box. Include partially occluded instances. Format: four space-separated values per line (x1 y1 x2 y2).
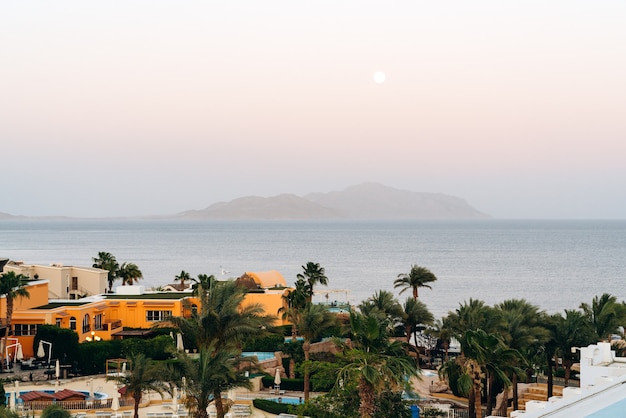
1 266 291 359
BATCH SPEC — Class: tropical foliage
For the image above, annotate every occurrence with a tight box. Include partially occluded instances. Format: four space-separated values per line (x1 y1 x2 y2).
0 271 30 337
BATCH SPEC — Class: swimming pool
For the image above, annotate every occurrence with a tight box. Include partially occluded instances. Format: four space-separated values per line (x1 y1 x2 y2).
241 351 276 361
266 397 304 405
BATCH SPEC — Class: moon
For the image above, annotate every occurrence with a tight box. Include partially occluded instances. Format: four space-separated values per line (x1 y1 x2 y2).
373 71 386 84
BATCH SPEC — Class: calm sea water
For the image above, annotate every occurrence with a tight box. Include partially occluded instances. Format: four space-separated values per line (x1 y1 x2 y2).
1 219 625 319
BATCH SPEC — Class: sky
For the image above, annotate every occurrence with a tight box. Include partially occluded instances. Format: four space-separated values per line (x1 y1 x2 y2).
1 1 625 219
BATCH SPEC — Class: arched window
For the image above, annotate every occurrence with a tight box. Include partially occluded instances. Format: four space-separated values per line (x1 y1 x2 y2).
82 314 91 334
69 317 76 331
191 304 198 316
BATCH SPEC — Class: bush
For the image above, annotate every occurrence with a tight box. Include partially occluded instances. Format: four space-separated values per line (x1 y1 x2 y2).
252 399 293 415
242 333 285 352
41 404 71 418
261 374 307 392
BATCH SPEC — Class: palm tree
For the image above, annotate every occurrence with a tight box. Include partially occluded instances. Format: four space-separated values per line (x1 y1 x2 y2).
580 293 622 341
167 280 275 418
394 264 437 300
555 309 595 386
191 274 216 311
118 262 143 286
175 270 192 290
0 271 30 338
298 262 328 302
92 252 119 292
109 352 165 418
299 303 337 401
495 299 549 411
337 340 418 418
402 297 434 347
177 345 250 418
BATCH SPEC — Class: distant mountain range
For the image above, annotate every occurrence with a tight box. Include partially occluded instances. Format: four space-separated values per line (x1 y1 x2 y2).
0 183 491 220
176 183 490 220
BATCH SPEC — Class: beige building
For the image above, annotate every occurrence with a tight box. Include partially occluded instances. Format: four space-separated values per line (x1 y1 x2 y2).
3 262 108 299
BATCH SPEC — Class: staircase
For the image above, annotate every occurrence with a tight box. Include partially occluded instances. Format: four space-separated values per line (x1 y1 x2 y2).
508 383 564 416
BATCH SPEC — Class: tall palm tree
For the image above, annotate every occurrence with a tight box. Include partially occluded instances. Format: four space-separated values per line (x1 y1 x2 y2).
402 297 434 347
580 293 623 341
0 271 30 337
175 270 192 290
118 262 143 286
191 274 216 312
166 280 275 418
339 346 417 418
555 309 595 386
92 252 119 292
297 262 328 302
495 299 549 411
109 352 165 418
177 344 250 418
393 264 437 300
299 303 337 401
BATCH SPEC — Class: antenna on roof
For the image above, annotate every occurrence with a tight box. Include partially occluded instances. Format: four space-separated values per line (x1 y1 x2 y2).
220 266 230 277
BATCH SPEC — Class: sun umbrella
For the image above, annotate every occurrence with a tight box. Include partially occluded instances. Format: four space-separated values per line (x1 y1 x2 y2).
89 378 95 399
176 333 184 352
16 344 24 361
274 368 281 392
37 341 46 358
9 391 15 411
172 387 178 412
55 359 60 379
122 362 127 374
14 380 19 398
111 394 120 413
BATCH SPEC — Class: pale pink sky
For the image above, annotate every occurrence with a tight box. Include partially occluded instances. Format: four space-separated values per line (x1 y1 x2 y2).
2 1 625 218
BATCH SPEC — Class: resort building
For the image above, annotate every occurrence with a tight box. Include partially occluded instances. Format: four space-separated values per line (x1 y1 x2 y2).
492 342 626 418
0 262 291 360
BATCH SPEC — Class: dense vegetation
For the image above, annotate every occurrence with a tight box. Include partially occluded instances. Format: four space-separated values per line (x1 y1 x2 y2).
3 259 626 418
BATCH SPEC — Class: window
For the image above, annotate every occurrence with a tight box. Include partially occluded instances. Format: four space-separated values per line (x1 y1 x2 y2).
70 317 76 330
71 276 78 291
146 310 172 322
13 324 37 336
191 304 198 316
82 314 91 333
94 313 103 330
55 318 62 327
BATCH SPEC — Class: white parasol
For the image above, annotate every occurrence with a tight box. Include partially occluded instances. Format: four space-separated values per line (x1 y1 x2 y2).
14 380 19 399
9 391 15 411
122 362 127 374
111 393 120 413
37 341 46 358
16 344 24 361
274 368 281 392
89 378 95 399
55 359 60 379
176 333 184 352
172 387 178 411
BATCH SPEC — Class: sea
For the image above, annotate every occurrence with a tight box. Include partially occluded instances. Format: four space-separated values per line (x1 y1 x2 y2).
1 219 625 320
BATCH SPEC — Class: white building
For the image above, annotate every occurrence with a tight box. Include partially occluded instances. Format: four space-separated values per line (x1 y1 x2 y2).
490 342 626 417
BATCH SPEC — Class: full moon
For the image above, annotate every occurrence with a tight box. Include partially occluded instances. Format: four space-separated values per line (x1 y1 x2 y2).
373 71 386 84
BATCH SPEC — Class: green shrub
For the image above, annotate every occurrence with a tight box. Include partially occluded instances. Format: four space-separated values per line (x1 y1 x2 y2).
261 374 307 392
242 333 285 352
41 404 71 418
252 399 292 415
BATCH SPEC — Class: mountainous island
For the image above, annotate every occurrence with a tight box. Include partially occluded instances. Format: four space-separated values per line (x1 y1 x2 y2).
0 183 490 220
176 183 490 220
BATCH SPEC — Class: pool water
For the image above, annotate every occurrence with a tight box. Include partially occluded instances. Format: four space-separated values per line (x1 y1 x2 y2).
241 351 276 361
267 397 304 405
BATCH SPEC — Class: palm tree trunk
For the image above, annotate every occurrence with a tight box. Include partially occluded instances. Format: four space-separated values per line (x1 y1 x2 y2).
486 373 494 416
303 342 311 401
512 372 519 411
6 296 13 336
133 394 141 418
358 377 375 418
214 390 225 418
546 351 554 398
